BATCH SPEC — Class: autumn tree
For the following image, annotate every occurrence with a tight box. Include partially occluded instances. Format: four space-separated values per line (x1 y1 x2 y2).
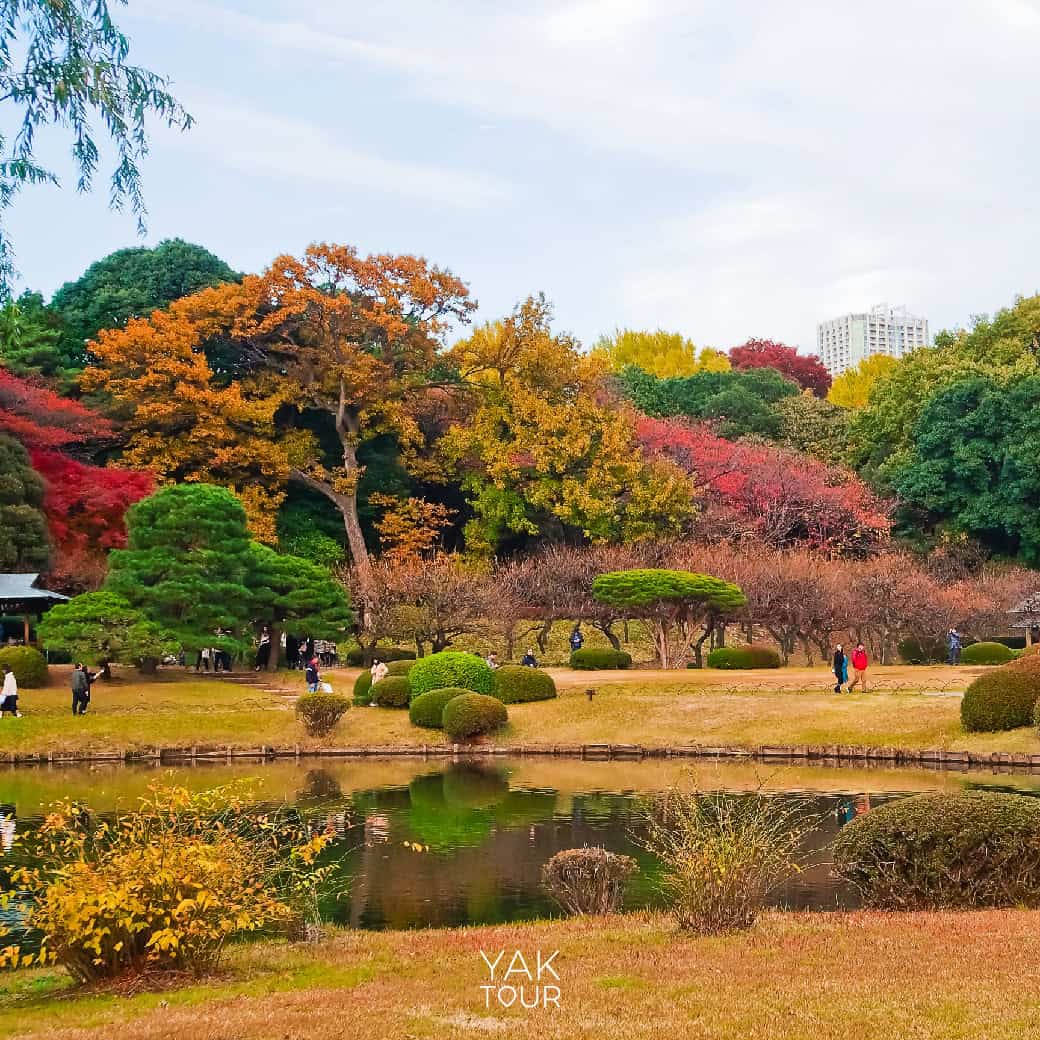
84 244 475 597
29 450 154 592
729 338 831 397
0 366 112 448
592 328 730 378
827 354 898 410
443 296 696 553
592 568 746 668
774 392 850 465
639 417 891 555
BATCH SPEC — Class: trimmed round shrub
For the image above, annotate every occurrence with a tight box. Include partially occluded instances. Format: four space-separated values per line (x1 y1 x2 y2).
409 687 468 729
345 645 415 666
831 791 1040 908
296 693 350 736
960 669 1040 732
1007 653 1040 676
370 675 410 708
385 659 414 677
706 644 781 670
960 640 1016 665
408 651 496 700
352 669 373 706
493 665 557 704
569 648 632 670
897 636 946 665
0 645 49 688
442 693 508 741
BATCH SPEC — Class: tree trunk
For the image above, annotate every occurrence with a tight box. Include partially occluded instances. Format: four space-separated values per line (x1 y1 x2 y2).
265 623 281 672
593 620 622 651
536 618 552 654
691 619 715 669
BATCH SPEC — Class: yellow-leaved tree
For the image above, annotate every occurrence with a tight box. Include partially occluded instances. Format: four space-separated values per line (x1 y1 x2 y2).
827 353 899 409
442 296 697 553
592 328 730 378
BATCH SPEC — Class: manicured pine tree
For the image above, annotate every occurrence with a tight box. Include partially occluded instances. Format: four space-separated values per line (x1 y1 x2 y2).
105 484 254 656
246 543 352 672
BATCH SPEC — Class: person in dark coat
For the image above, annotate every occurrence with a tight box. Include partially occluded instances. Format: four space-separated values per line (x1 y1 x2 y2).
520 649 538 667
832 644 848 694
305 657 321 693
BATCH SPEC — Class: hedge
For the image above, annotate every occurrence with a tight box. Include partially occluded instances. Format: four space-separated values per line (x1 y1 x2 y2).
370 675 410 708
493 665 557 704
569 648 632 670
344 645 415 666
409 687 468 729
296 693 350 736
897 636 946 665
352 670 373 706
960 640 1017 665
385 659 415 676
706 644 781 670
408 651 496 700
0 646 48 688
831 791 1040 908
442 693 508 740
960 669 1040 732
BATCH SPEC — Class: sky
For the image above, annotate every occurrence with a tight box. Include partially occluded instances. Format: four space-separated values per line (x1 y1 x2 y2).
7 0 1040 352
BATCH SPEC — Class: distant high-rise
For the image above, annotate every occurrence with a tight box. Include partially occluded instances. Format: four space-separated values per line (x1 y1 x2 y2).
817 304 929 375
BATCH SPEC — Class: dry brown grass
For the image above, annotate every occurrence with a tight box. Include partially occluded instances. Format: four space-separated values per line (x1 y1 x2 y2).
4 663 1037 759
4 910 1040 1039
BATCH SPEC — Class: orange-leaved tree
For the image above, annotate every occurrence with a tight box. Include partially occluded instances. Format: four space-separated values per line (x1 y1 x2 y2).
85 244 474 599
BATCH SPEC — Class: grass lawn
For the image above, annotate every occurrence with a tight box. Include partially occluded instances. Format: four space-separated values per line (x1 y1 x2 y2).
3 663 1039 757
2 910 1039 1039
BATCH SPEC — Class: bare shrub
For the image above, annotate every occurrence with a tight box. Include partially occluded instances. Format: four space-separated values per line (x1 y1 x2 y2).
642 787 813 934
541 847 637 915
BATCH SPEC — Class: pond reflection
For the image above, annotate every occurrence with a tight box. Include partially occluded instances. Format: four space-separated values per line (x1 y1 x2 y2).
3 757 1039 930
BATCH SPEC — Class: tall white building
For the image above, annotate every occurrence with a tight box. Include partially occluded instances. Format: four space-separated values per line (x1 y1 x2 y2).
817 304 929 375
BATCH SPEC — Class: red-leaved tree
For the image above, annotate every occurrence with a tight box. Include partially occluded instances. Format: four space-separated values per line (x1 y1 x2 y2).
729 338 831 397
638 417 891 555
30 450 154 591
0 369 113 448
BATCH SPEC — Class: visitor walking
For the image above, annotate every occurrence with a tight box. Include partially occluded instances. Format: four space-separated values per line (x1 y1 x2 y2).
569 626 584 653
305 656 321 694
947 628 962 665
71 663 91 715
846 643 869 693
832 644 848 693
196 647 211 672
0 666 20 717
520 649 538 667
370 658 389 685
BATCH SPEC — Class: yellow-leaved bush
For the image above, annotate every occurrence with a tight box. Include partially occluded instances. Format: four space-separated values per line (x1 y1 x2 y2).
0 783 337 982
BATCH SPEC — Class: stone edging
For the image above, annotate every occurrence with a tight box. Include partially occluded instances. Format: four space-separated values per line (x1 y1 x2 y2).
2 742 1039 773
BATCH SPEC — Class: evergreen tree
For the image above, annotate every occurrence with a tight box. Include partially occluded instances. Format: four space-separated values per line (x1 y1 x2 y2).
0 432 49 570
247 543 352 671
104 484 253 653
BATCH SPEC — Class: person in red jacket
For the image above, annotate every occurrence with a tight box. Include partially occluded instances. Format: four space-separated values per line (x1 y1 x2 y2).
846 642 869 693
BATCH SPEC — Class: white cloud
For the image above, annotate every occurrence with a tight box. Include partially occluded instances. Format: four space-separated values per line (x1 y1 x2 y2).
125 1 1040 348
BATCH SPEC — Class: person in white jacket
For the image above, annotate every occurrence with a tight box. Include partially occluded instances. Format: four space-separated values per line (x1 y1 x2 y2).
0 666 21 717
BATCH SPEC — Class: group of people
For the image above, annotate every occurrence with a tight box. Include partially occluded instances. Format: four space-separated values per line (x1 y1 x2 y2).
0 662 98 718
831 642 870 693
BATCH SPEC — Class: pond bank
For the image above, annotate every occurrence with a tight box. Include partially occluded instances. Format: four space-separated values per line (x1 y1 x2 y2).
5 740 1040 774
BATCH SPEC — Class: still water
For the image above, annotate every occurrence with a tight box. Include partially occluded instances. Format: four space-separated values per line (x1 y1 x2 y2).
3 758 1039 929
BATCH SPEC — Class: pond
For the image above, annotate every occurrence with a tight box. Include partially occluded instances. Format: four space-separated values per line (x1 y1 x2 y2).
3 757 1040 930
